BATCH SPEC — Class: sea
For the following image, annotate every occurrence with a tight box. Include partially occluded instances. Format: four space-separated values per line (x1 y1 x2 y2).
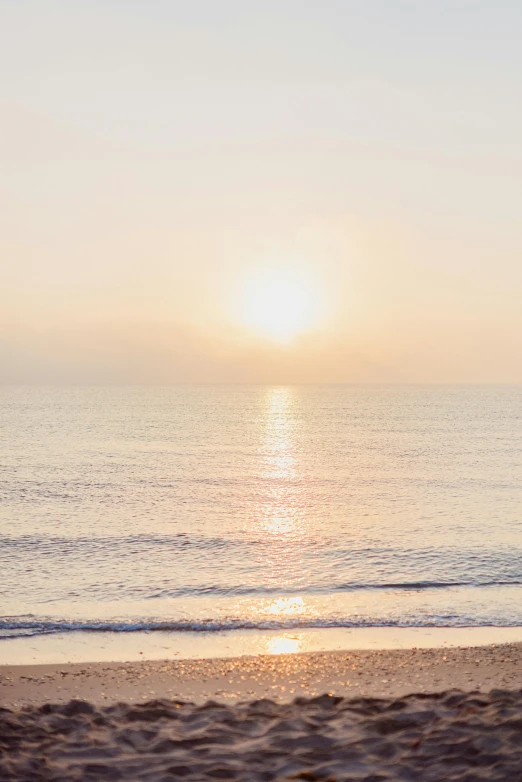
1 385 521 652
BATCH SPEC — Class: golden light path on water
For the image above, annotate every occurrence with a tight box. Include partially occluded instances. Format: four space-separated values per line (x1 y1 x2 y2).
259 386 301 535
246 387 314 650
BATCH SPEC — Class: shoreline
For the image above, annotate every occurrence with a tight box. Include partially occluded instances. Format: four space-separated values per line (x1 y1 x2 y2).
3 641 522 711
3 625 522 666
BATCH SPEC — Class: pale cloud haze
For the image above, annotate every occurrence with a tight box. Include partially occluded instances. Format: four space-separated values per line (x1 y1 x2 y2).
1 1 522 383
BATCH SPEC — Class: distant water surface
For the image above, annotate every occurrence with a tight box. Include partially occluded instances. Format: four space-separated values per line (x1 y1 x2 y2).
1 385 521 640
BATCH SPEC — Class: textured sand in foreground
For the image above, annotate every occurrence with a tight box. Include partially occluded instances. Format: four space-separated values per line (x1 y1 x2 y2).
3 645 522 781
4 690 522 780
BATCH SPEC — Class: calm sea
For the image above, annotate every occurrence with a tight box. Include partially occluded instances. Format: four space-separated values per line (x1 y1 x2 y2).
1 385 521 640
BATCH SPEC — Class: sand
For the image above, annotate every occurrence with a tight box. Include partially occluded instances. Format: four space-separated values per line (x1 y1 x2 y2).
3 644 522 780
3 644 522 709
5 689 522 781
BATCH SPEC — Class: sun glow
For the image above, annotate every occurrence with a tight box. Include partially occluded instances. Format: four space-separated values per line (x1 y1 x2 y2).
265 634 304 655
237 267 323 342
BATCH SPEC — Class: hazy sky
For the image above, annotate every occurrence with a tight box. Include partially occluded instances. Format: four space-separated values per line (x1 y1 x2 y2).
2 0 522 383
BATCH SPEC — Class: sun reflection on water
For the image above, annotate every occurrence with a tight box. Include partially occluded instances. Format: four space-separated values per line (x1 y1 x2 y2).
248 388 312 623
265 596 305 616
259 387 304 535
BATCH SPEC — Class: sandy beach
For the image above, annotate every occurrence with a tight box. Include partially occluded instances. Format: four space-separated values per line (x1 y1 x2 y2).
3 644 522 779
4 643 522 709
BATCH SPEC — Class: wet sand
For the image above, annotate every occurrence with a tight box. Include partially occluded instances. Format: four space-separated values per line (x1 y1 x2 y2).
3 644 522 780
4 625 522 666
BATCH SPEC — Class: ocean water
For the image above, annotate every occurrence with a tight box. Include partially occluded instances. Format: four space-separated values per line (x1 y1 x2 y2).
1 385 521 641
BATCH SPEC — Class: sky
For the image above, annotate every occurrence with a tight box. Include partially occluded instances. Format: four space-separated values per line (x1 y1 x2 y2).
1 0 522 384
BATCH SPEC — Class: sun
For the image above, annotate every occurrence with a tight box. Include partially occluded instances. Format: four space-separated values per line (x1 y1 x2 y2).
237 267 322 342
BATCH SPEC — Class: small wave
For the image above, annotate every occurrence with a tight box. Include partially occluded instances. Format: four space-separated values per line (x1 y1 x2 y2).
0 533 245 553
140 579 522 599
2 613 522 639
337 579 522 591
